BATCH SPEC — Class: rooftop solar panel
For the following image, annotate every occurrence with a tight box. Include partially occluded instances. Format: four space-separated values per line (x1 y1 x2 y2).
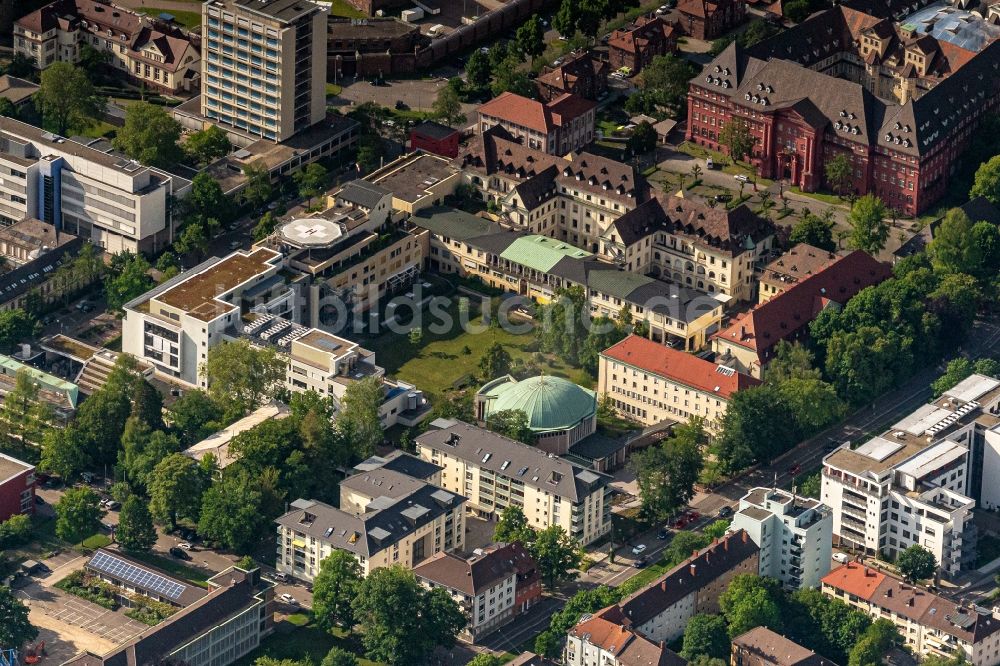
88 550 187 601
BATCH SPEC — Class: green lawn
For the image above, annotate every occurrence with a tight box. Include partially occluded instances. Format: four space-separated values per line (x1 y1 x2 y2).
235 616 383 666
363 306 593 402
78 534 112 551
617 557 674 596
135 8 201 29
328 0 366 18
326 83 343 97
79 121 117 140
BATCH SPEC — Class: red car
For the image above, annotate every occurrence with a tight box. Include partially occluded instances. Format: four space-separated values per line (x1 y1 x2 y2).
787 464 802 476
671 517 688 529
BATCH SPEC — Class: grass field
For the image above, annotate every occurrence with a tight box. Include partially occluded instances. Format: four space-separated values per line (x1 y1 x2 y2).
235 614 383 666
328 0 366 18
79 121 117 139
135 7 201 28
363 305 593 402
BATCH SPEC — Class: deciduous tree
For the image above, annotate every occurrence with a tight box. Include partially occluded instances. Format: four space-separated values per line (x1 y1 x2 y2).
337 376 384 460
432 85 466 126
719 117 755 164
494 505 534 545
35 62 105 136
824 153 852 196
294 163 328 207
185 125 231 165
240 160 273 211
790 209 836 252
0 585 37 647
148 453 204 529
516 15 545 60
849 194 889 255
531 525 581 588
203 339 285 418
116 495 157 552
681 614 730 660
478 341 513 380
896 545 936 583
198 470 265 552
970 154 1000 206
55 486 102 542
313 550 363 632
629 419 704 521
113 101 183 167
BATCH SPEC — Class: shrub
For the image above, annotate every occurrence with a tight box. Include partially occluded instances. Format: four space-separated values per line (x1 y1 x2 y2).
125 593 177 626
56 570 120 610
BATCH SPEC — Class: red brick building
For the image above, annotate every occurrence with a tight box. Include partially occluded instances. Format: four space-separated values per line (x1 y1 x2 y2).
537 51 608 102
477 92 596 155
608 15 678 75
686 4 1000 216
675 0 746 40
0 452 35 523
409 121 460 159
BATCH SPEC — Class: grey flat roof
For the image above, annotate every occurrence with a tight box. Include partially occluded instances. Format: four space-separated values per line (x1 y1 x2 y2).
230 0 320 22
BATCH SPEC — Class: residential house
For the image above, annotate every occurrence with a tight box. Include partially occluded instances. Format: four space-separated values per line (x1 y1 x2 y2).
477 92 596 156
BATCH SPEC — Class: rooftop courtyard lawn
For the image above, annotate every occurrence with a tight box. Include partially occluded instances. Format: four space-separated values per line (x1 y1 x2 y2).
234 614 383 666
363 306 593 402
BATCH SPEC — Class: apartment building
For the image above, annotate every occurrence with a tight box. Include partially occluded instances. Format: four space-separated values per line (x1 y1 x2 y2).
598 334 759 432
414 542 539 642
821 374 1000 577
713 251 890 378
732 627 838 666
536 51 609 102
201 0 327 142
62 565 274 666
14 0 200 95
567 529 759 658
477 92 596 156
0 116 189 253
730 487 833 589
0 452 35 522
0 219 85 313
823 563 1000 666
608 15 678 75
411 207 728 352
566 607 686 666
415 420 613 545
275 479 466 580
757 244 841 304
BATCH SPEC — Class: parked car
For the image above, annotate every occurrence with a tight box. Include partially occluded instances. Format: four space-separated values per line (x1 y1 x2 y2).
633 556 648 568
706 157 714 170
169 547 192 561
179 542 193 550
273 572 289 582
280 593 298 605
718 506 733 518
833 552 849 564
734 174 749 183
657 529 669 540
106 501 120 511
631 544 647 555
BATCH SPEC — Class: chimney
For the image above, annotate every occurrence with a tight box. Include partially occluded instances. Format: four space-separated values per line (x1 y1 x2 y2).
725 537 730 551
692 549 700 558
690 563 697 577
661 581 667 592
741 530 748 544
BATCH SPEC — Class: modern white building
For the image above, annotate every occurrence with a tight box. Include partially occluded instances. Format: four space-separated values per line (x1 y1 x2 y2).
730 487 832 589
201 0 327 142
0 116 190 252
821 374 1000 577
414 419 613 546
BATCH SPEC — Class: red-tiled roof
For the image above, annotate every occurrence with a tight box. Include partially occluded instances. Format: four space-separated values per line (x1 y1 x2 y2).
713 250 890 360
602 335 759 399
571 607 686 666
477 92 594 134
820 562 884 600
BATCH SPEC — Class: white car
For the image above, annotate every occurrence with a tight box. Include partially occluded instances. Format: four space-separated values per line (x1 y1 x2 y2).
832 552 849 564
279 593 298 605
179 542 192 550
706 157 714 170
734 174 749 183
631 544 647 556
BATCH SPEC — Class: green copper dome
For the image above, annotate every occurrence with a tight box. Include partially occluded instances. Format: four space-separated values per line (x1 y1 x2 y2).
481 375 596 432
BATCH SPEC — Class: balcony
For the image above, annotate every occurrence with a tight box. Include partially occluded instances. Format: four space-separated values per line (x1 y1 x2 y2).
841 504 867 521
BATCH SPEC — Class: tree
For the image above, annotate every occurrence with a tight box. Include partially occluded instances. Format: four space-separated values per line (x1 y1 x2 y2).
634 54 697 116
113 100 184 167
0 368 54 453
356 135 384 175
35 62 105 136
294 163 328 207
681 613 730 660
535 585 621 657
352 566 465 665
40 428 87 480
105 252 153 311
169 389 224 445
719 117 755 164
432 85 466 127
198 471 265 552
467 656 503 666
970 154 1000 206
848 619 899 666
203 340 285 418
714 384 800 474
0 98 17 119
663 531 711 567
252 211 279 242
896 545 936 583
629 419 704 521
825 152 852 196
703 519 731 539
494 505 534 545
479 341 513 380
516 15 545 60
553 0 576 37
55 486 102 542
486 409 534 444
784 0 812 22
4 54 36 79
313 550 363 632
174 220 210 259
719 574 783 637
790 209 836 252
185 125 231 165
466 51 491 92
0 514 33 549
628 121 657 155
116 495 157 552
531 525 581 588
0 585 37 647
824 325 913 405
320 648 358 666
337 376 384 460
148 453 203 529
186 172 230 222
0 309 38 353
849 194 889 255
240 160 273 210
491 58 537 98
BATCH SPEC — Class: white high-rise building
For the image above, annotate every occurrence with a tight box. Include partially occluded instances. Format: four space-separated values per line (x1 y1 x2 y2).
730 487 832 589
